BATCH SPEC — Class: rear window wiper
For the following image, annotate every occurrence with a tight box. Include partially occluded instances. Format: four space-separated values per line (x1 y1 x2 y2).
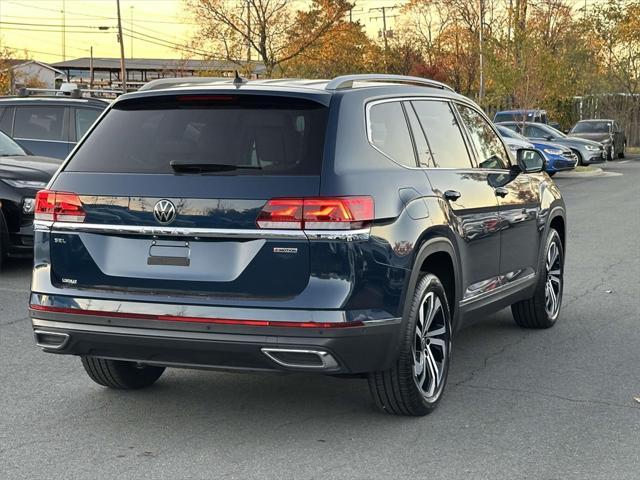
169 161 262 173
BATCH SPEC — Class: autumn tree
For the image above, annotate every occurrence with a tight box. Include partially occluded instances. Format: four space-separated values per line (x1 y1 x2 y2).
281 19 380 78
187 0 352 76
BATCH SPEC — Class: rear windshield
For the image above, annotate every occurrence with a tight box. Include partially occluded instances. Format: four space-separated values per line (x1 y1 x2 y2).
494 112 537 123
570 121 611 134
66 95 328 175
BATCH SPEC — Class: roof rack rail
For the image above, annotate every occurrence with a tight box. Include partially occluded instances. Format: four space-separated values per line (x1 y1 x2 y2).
138 77 232 92
17 87 120 99
325 74 454 92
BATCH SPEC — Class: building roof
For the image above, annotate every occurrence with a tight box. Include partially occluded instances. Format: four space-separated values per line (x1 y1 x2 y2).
10 60 65 76
50 57 266 74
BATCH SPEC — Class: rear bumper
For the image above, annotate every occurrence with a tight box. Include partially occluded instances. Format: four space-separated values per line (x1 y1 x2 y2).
29 303 402 374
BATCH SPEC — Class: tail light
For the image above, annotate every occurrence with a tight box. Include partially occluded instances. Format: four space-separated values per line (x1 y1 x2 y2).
257 196 373 230
35 190 86 223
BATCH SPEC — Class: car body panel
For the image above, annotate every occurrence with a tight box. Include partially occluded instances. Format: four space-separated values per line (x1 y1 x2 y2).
568 119 626 159
30 79 566 375
0 97 107 159
497 121 605 165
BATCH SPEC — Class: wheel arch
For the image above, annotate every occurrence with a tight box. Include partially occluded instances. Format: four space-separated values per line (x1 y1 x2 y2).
405 233 461 332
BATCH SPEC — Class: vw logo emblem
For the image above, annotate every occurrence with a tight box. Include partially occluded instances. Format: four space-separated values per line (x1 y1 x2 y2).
153 199 177 224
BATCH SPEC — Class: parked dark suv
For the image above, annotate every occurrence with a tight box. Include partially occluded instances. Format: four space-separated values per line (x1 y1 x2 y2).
29 75 566 416
0 96 108 159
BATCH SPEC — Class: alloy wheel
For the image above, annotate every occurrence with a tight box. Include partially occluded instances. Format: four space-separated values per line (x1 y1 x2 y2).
412 291 450 400
545 240 563 319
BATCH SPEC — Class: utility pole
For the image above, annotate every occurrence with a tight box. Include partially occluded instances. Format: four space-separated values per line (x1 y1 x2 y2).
116 0 127 93
246 0 251 64
370 5 399 73
61 0 66 61
130 6 134 59
479 0 484 103
89 46 94 89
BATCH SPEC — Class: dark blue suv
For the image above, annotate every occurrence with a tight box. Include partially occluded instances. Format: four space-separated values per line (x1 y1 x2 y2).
29 75 566 416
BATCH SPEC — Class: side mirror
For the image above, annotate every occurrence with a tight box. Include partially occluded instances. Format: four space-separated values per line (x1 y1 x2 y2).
516 148 545 173
544 135 554 141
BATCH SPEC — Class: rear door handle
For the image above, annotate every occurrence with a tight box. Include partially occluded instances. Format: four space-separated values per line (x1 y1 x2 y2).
494 187 509 198
443 190 461 201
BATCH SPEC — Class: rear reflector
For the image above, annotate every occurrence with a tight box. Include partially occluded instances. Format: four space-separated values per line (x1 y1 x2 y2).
35 190 86 223
29 304 364 329
257 196 373 230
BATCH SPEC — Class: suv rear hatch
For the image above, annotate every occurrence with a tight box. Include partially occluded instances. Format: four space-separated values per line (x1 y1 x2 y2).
41 92 330 301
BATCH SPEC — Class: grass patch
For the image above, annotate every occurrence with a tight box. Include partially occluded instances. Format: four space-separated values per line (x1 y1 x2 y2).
626 146 640 154
574 166 595 172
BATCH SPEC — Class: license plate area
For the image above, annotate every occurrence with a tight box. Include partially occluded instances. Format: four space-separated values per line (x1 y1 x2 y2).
148 242 190 267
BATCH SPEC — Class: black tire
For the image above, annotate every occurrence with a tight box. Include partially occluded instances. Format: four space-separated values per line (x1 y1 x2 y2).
618 144 625 159
511 229 564 329
368 274 452 416
81 356 165 389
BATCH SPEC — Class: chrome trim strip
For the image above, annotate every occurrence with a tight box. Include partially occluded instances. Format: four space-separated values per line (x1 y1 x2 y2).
48 222 307 239
261 348 339 370
44 222 370 241
460 272 536 307
305 228 370 241
12 138 74 145
33 329 70 350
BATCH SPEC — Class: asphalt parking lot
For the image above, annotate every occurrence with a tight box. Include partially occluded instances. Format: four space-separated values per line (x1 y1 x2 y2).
1 156 639 480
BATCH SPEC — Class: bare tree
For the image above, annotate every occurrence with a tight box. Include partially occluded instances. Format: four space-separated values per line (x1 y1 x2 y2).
187 0 351 76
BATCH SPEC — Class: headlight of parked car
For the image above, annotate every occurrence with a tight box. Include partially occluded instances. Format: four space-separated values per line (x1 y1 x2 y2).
585 145 601 151
543 148 563 155
1 179 48 189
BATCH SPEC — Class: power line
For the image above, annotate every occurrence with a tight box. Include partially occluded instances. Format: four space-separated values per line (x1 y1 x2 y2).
0 20 113 29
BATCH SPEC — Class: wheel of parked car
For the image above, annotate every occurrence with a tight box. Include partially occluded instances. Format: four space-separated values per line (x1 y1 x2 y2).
572 150 584 166
81 356 165 389
511 228 564 329
368 273 452 416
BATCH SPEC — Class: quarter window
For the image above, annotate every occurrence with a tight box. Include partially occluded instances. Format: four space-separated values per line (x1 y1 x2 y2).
411 100 472 169
14 106 65 141
457 105 509 169
368 101 417 167
75 108 101 139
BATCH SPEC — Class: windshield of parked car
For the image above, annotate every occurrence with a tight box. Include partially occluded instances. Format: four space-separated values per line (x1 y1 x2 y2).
66 95 328 175
537 124 567 138
496 125 529 142
570 121 611 134
0 131 27 156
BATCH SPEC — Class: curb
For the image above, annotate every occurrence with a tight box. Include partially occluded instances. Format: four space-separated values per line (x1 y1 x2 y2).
554 168 604 178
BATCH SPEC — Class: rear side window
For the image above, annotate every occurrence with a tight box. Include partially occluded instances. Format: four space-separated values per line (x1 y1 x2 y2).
14 106 65 141
75 108 101 139
66 95 328 175
0 107 12 134
368 101 416 167
524 125 548 138
411 100 472 169
456 104 509 169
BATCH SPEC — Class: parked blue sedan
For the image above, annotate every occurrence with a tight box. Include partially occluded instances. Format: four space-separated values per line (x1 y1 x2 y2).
496 125 577 176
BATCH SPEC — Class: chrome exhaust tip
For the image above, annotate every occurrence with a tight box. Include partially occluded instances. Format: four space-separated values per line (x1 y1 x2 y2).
261 348 339 370
34 330 70 350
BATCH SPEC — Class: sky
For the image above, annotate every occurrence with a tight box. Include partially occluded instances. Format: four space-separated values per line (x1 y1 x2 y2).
0 0 609 64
